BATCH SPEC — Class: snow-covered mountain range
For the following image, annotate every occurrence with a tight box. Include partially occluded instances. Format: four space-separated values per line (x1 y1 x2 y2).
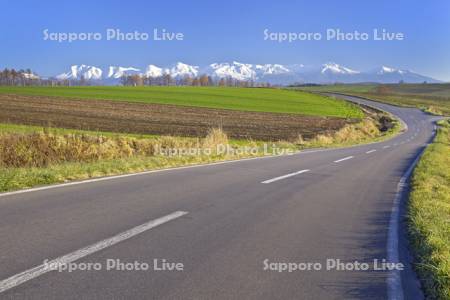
54 62 441 84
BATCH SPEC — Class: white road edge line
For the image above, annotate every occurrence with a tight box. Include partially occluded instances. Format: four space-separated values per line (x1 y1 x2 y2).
365 149 377 154
261 169 310 184
387 145 429 300
0 210 188 294
333 156 353 163
383 145 391 149
386 123 441 299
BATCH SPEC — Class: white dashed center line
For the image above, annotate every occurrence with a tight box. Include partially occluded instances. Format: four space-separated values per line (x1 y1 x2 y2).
0 211 189 293
261 169 310 184
333 156 354 163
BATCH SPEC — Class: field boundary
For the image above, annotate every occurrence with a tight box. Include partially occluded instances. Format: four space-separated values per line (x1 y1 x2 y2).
322 92 409 131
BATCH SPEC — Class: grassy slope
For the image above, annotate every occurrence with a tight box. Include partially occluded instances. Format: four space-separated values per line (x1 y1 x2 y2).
296 83 450 116
0 86 363 118
408 120 450 299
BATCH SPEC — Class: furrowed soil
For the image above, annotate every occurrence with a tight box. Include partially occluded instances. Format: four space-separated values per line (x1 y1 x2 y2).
0 94 356 141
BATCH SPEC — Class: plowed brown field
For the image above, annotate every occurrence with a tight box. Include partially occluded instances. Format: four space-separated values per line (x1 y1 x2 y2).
0 94 357 141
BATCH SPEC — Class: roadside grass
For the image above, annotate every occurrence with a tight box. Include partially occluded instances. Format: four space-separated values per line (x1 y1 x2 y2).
296 83 450 116
299 117 399 148
408 119 450 299
0 86 363 118
0 117 397 192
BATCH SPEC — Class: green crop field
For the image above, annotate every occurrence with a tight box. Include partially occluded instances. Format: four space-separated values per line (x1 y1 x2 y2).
0 86 363 118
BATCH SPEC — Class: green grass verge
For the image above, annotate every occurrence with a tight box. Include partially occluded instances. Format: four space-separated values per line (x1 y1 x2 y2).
408 119 450 299
0 86 363 118
0 155 260 192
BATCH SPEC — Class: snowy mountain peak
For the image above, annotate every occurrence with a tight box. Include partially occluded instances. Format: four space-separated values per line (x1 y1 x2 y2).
232 61 252 68
207 62 257 81
57 65 103 80
54 62 441 84
321 63 360 74
107 66 141 79
380 66 396 73
205 62 294 81
255 64 291 75
165 62 199 78
377 66 405 75
145 65 164 77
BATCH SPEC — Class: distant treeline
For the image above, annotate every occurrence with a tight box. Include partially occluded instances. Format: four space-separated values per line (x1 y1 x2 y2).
120 74 272 87
0 68 272 87
0 68 39 86
0 68 84 87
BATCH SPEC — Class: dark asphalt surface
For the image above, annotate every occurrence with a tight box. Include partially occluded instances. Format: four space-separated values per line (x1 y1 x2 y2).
0 94 438 299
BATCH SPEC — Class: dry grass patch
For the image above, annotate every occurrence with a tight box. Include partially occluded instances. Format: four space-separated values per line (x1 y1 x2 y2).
0 116 398 193
307 117 387 147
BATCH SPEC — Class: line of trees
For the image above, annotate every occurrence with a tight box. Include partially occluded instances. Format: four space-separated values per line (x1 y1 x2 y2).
120 74 272 87
0 68 37 86
0 68 273 87
0 68 91 86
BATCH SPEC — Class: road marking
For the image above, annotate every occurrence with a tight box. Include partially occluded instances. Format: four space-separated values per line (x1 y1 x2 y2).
0 210 188 294
261 169 310 184
365 149 377 154
333 156 353 163
383 145 390 149
387 146 431 300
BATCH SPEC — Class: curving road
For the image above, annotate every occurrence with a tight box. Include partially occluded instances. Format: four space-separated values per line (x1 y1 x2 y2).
0 94 439 299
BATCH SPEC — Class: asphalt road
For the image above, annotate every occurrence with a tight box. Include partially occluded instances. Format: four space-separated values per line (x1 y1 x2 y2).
0 94 439 299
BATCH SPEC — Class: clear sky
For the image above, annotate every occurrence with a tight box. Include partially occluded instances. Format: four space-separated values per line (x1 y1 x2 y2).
1 0 449 81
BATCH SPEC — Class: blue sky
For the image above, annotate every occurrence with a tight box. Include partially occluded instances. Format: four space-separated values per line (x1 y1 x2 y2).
1 0 449 81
